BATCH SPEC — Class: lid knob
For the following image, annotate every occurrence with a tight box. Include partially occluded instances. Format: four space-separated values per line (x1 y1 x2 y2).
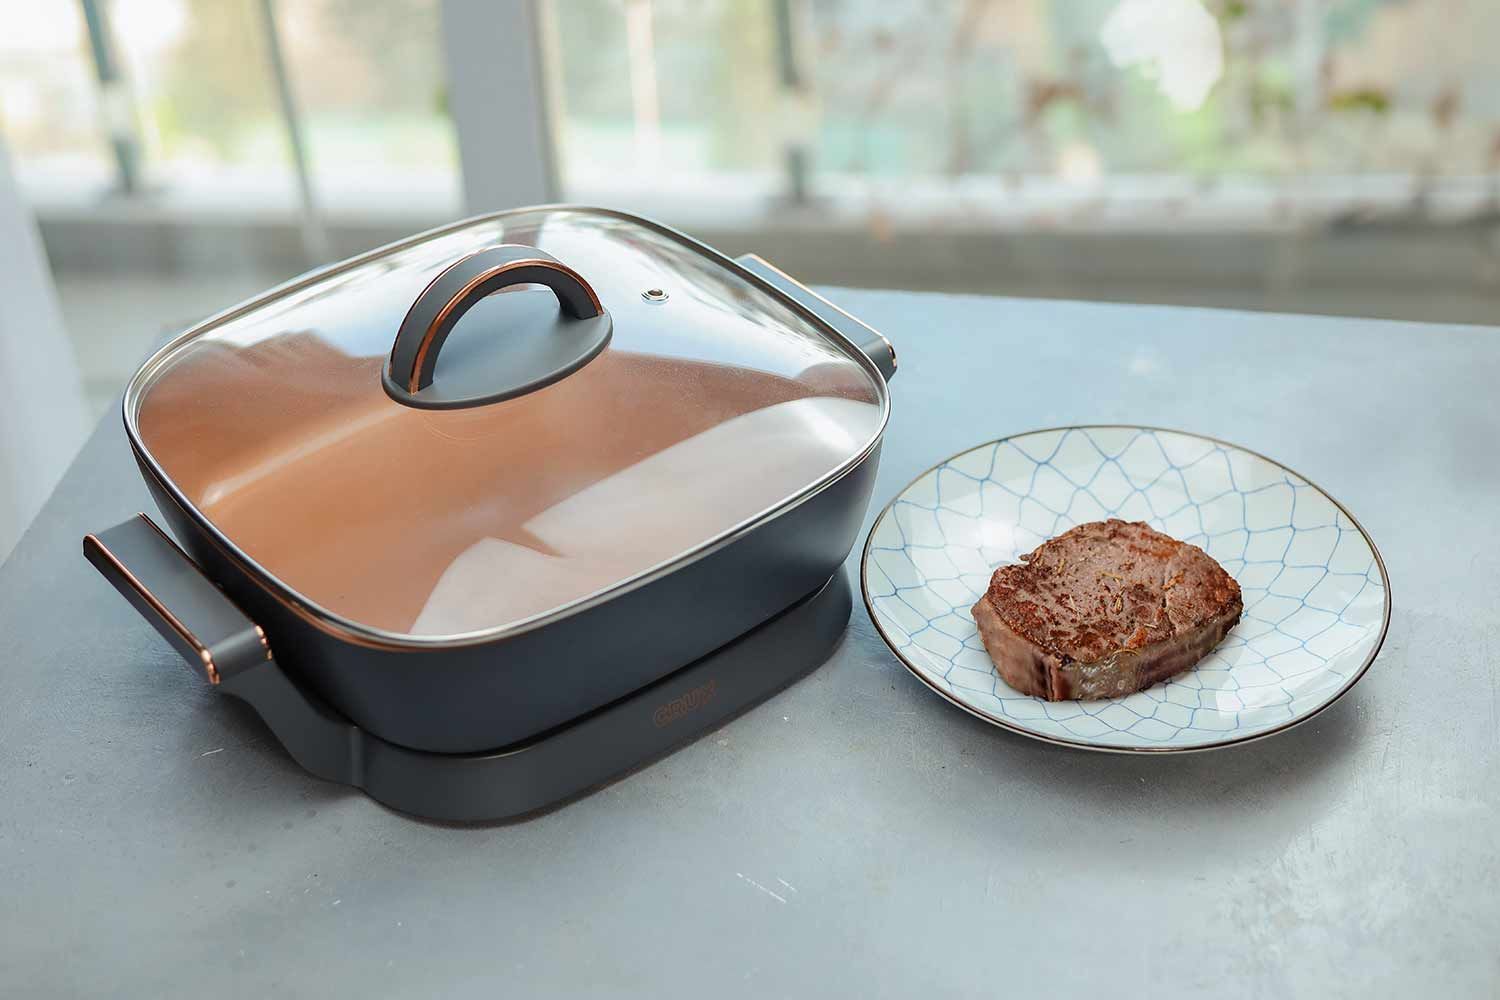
383 244 612 409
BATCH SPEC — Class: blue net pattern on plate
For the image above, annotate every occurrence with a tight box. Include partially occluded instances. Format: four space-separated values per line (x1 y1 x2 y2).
864 428 1386 749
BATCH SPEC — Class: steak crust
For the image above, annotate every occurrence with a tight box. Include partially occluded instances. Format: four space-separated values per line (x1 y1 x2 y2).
970 520 1242 701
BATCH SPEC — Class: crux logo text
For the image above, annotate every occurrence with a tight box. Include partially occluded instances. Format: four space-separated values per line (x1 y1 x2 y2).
652 679 718 728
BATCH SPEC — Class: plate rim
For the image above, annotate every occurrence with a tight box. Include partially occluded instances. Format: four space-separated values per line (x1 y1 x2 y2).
859 423 1393 755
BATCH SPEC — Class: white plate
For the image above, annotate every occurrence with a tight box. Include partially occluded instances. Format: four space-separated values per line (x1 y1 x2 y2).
861 427 1390 752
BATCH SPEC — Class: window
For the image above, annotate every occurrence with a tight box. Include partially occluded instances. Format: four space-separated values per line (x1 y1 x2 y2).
548 0 1500 225
3 0 457 217
1 6 113 200
11 1 1500 222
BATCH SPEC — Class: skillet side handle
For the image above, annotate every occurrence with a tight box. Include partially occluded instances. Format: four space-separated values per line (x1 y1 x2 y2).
84 514 271 685
83 514 362 786
735 252 897 382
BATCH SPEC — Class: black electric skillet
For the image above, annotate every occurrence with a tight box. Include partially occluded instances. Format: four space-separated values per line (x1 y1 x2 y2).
84 206 896 820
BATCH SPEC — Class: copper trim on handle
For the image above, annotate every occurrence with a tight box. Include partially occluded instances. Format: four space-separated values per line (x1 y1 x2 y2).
85 515 223 684
131 514 274 667
84 512 273 683
400 253 604 394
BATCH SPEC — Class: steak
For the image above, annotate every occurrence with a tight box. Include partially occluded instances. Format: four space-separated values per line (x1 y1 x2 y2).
970 520 1242 701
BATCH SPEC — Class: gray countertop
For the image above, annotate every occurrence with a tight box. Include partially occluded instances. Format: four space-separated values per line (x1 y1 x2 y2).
3 290 1497 998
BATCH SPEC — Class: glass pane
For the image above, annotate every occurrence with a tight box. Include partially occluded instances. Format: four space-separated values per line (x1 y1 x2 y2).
277 0 459 214
0 7 113 198
549 0 1500 185
551 0 782 193
112 0 298 206
798 0 1500 181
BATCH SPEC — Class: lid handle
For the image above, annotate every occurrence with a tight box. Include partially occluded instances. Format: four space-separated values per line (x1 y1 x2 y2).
384 245 612 408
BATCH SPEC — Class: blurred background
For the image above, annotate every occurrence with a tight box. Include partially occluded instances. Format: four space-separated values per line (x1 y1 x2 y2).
3 0 1500 555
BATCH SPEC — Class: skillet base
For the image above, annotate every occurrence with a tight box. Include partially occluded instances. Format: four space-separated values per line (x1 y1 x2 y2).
86 514 852 821
227 571 850 821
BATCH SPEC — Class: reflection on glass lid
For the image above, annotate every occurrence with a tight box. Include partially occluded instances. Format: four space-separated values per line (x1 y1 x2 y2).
131 208 885 637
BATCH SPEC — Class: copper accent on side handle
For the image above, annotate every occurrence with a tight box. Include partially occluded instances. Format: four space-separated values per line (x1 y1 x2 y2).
84 514 271 685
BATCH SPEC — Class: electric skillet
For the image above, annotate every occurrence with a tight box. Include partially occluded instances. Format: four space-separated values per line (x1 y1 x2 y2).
84 206 896 821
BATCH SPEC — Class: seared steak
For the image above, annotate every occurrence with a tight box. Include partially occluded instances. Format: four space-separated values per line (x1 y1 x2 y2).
970 520 1242 701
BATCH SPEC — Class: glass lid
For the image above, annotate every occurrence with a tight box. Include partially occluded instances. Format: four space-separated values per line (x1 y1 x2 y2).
127 207 886 640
